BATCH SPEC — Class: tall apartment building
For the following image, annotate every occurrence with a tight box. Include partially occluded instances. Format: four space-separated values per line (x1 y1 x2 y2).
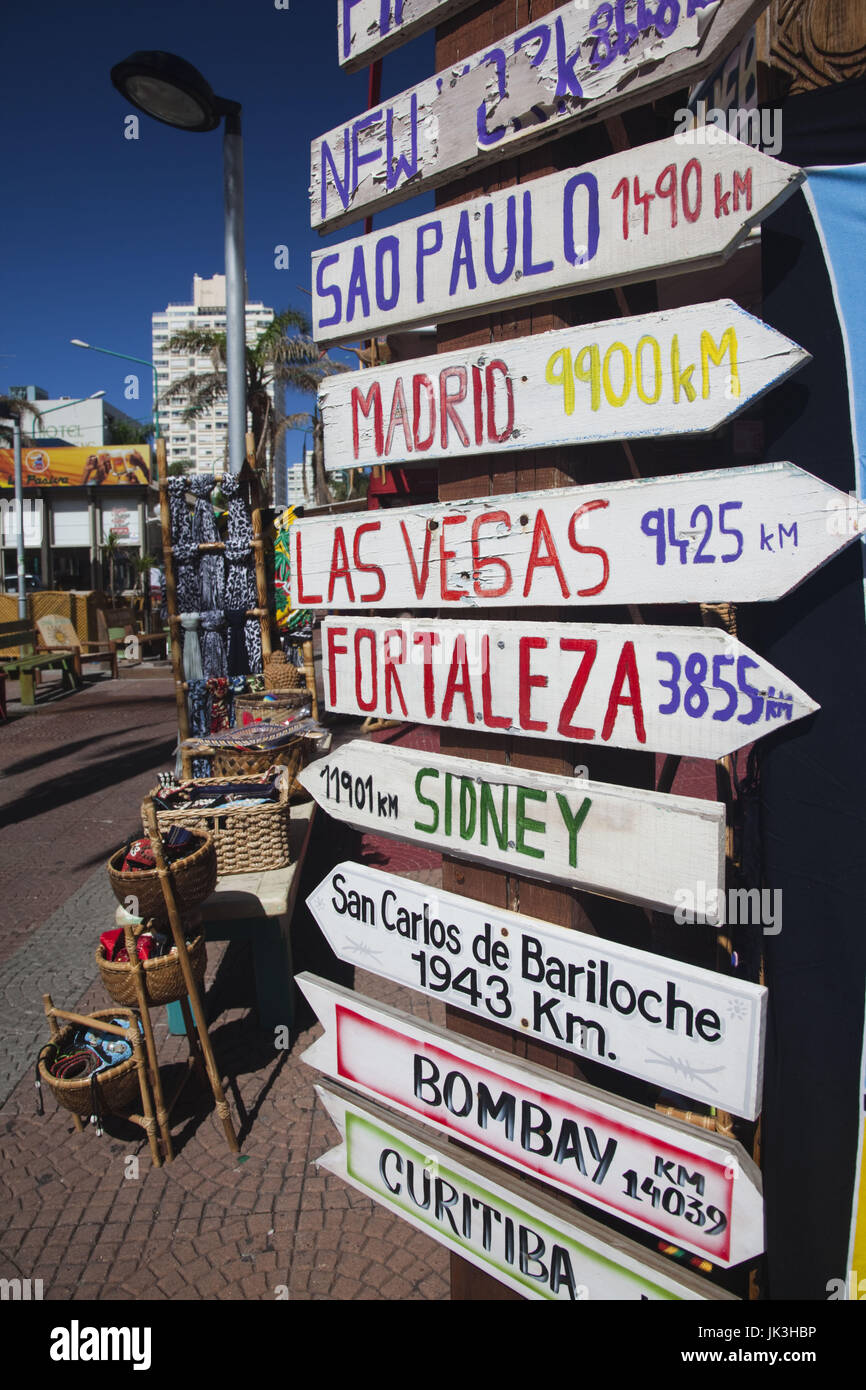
152 274 276 473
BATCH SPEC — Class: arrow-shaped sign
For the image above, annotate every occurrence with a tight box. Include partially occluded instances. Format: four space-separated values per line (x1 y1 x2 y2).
300 973 765 1264
304 862 766 1117
313 0 771 230
338 0 477 72
295 462 863 610
316 1086 740 1299
313 132 802 344
319 300 810 467
299 742 726 919
322 617 819 758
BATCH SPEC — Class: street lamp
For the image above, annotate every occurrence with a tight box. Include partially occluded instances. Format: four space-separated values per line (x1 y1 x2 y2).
110 51 247 475
70 340 159 439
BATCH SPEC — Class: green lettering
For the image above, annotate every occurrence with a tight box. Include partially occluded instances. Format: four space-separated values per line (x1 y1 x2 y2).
414 768 439 835
555 794 592 868
516 787 546 860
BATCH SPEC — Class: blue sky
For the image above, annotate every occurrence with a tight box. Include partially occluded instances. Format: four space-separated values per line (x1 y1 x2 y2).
1 0 434 464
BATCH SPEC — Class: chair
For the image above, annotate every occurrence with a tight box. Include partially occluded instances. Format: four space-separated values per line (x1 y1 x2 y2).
36 614 118 681
97 607 167 663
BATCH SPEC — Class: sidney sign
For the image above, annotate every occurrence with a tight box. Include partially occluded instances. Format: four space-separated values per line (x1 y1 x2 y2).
299 742 726 919
293 462 859 608
322 617 819 758
300 974 765 1264
305 863 766 1118
313 133 801 344
319 300 809 465
314 0 770 229
316 1087 739 1299
338 0 476 72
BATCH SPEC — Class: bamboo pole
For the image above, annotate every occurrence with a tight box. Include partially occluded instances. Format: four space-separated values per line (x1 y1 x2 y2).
246 431 273 663
121 917 174 1162
156 439 191 775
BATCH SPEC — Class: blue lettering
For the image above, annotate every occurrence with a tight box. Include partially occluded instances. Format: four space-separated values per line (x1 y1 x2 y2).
449 210 477 297
563 172 599 266
514 23 551 69
342 0 363 60
375 236 400 311
380 0 406 36
521 190 554 277
760 524 774 553
352 110 383 197
387 92 419 192
416 221 443 304
346 245 371 323
484 196 516 285
316 254 343 330
476 49 507 149
320 132 351 220
554 15 585 99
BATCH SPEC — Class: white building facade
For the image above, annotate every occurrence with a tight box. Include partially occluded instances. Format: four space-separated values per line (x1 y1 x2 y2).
152 274 275 474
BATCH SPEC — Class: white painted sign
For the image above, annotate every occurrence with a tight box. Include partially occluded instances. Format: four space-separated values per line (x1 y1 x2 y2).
300 974 765 1263
313 0 769 230
294 463 862 610
313 132 802 345
322 617 819 758
319 300 809 466
316 1087 740 1299
305 863 766 1117
338 0 476 72
299 742 726 920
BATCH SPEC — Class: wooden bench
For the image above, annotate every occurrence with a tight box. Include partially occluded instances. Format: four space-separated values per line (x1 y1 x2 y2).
36 614 119 682
0 618 81 706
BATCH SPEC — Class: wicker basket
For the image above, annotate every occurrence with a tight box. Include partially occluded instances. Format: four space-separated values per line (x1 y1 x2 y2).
38 1010 142 1118
233 690 309 726
264 650 304 691
148 770 291 876
97 932 207 1007
106 830 217 922
210 738 308 792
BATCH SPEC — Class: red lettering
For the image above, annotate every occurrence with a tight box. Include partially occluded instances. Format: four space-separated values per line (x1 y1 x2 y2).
519 636 549 732
558 638 597 741
353 521 385 602
439 514 467 602
733 167 752 214
439 367 470 450
485 361 515 444
353 628 379 713
293 531 323 605
568 500 610 598
523 510 569 599
400 520 434 599
714 173 731 219
327 526 356 604
471 511 512 598
413 374 436 451
480 635 510 729
441 633 475 724
472 365 484 446
351 383 384 459
602 641 646 744
326 625 348 708
383 627 408 717
413 630 440 717
384 378 413 456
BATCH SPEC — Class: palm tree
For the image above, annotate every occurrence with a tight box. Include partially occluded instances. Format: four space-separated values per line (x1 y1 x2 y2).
0 395 43 445
159 308 349 500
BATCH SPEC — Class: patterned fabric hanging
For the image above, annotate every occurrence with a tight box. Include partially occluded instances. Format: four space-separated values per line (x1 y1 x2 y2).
207 677 231 732
167 478 200 611
200 610 227 680
189 474 225 610
221 473 262 674
187 678 211 777
179 613 204 681
225 610 249 678
228 675 246 728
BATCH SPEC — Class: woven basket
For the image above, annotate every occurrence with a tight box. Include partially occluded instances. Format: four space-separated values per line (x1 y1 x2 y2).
106 830 217 922
210 738 307 793
97 932 207 1007
233 690 309 726
38 1010 142 1118
264 650 304 692
148 770 291 876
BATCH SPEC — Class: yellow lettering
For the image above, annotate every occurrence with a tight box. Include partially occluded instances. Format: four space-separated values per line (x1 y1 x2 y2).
701 327 739 399
545 347 575 416
602 343 633 408
671 335 697 404
574 343 602 412
635 335 662 405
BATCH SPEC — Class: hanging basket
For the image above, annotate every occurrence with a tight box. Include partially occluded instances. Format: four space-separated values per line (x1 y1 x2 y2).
97 932 207 1007
38 1010 142 1118
106 830 217 922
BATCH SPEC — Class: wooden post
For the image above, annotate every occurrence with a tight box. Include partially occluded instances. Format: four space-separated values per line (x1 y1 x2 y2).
245 431 273 663
156 438 191 774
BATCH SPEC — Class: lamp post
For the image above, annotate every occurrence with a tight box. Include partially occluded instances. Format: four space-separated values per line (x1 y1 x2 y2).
70 341 159 439
109 51 247 475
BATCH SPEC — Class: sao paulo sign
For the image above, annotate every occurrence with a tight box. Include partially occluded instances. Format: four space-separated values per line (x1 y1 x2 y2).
299 742 726 920
316 1087 740 1299
322 616 819 758
305 863 766 1118
314 0 770 229
293 462 861 609
338 0 477 72
299 973 765 1264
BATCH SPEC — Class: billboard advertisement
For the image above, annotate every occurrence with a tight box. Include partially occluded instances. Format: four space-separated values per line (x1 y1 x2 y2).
0 444 151 487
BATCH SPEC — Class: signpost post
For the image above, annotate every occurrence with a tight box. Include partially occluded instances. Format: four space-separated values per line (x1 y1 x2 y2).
300 973 765 1263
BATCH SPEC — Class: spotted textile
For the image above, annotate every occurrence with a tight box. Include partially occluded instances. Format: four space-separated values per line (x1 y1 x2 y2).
200 610 227 680
221 473 262 674
207 677 231 733
189 475 225 610
167 478 200 611
187 678 211 777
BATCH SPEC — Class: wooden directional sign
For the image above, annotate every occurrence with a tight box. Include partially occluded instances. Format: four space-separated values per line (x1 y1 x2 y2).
299 742 726 920
300 974 765 1264
314 0 769 230
316 1087 740 1299
294 462 864 609
322 617 819 758
338 0 476 72
313 132 802 345
319 300 810 467
305 862 766 1117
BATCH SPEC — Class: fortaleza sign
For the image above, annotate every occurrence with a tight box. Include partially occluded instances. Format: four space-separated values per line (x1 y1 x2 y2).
322 617 818 758
299 974 765 1264
319 301 809 466
313 0 769 229
312 133 802 345
293 463 862 608
316 1088 740 1300
299 742 727 920
338 0 477 72
305 863 766 1116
